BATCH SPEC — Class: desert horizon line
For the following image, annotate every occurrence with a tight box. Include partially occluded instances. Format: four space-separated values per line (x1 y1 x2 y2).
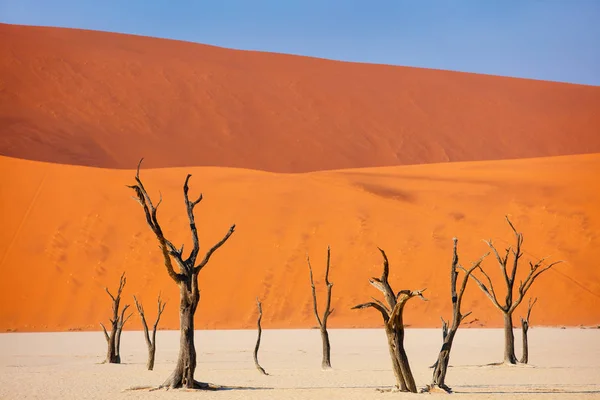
2 151 599 175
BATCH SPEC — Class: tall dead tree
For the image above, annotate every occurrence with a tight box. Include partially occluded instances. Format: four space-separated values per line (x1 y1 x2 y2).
352 248 426 393
133 294 167 371
100 272 133 364
306 246 335 370
128 159 235 389
520 297 537 364
424 238 489 393
470 216 562 364
253 298 268 375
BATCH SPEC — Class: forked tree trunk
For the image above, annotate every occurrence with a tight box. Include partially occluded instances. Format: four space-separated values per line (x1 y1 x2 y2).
100 272 132 364
115 325 124 363
306 246 335 370
431 329 456 390
163 282 200 388
384 325 406 390
129 159 235 389
503 312 518 364
352 248 426 393
105 323 119 364
424 238 488 394
393 317 416 392
133 294 166 371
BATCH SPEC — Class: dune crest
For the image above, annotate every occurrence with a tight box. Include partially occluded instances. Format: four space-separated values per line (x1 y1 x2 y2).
2 23 600 172
1 153 599 332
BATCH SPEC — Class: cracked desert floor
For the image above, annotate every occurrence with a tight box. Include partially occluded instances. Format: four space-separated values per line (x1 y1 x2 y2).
1 329 599 399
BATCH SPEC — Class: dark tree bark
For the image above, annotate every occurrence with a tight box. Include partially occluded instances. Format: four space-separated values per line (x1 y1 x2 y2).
100 272 132 364
423 238 489 393
307 246 335 370
520 297 537 364
128 159 235 389
133 294 167 370
470 216 561 364
253 298 268 375
352 248 426 393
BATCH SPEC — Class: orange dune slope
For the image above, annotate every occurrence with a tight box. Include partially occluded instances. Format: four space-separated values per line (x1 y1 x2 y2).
1 153 599 332
2 23 600 173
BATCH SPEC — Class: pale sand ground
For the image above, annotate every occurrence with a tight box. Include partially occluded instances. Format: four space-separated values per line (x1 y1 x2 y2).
0 328 599 399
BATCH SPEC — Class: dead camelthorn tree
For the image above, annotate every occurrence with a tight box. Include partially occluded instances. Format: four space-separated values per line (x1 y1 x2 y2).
470 216 562 364
306 246 335 370
520 297 537 364
128 158 235 389
253 297 268 375
352 248 426 393
133 294 167 371
100 272 133 364
423 238 489 393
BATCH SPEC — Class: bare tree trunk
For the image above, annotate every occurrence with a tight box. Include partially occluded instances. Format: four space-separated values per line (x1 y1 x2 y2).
103 322 119 364
162 281 201 388
424 239 489 393
307 246 335 370
319 327 331 370
520 297 537 364
115 325 123 364
429 318 449 370
431 329 456 390
384 326 407 391
503 312 518 364
129 159 235 389
521 319 529 364
394 325 416 392
352 248 426 393
100 272 131 364
134 294 166 371
253 298 268 375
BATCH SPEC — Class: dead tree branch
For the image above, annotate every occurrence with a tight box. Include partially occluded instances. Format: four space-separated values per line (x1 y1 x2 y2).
134 294 167 370
253 298 268 375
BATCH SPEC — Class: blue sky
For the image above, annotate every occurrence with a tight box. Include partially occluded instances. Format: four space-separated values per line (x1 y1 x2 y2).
2 0 599 86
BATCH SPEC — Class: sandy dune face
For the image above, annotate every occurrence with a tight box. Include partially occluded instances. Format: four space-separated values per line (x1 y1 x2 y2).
1 23 599 333
1 153 599 332
2 23 600 172
1 329 599 399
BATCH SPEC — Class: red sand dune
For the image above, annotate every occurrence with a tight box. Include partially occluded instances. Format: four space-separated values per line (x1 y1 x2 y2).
2 23 600 172
1 153 599 332
1 24 599 332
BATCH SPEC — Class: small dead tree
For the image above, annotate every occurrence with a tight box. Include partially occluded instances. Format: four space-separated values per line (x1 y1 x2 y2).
253 297 268 375
520 297 537 364
306 246 335 370
423 238 489 393
128 159 235 389
133 294 167 371
352 248 426 393
470 216 562 364
100 272 133 364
